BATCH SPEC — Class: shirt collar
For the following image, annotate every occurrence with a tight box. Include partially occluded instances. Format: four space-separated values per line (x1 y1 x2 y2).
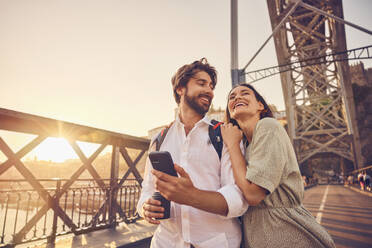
175 114 212 128
201 115 213 126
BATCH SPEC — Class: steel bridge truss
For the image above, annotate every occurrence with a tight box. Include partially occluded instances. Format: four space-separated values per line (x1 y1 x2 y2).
0 108 149 246
245 45 372 84
265 0 369 166
243 0 372 168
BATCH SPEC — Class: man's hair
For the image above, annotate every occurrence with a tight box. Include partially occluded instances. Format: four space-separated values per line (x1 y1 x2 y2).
171 58 217 104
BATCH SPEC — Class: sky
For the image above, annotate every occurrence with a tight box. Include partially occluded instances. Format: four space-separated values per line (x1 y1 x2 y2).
0 0 371 161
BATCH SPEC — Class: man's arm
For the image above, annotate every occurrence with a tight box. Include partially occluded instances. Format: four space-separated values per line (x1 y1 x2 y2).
152 164 228 216
219 143 249 217
136 156 165 224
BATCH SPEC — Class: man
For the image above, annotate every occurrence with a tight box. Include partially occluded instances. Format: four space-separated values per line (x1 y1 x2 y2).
136 58 248 248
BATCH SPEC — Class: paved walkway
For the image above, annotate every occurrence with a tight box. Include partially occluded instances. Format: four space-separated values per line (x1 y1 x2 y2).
303 184 372 248
344 183 372 197
17 220 156 248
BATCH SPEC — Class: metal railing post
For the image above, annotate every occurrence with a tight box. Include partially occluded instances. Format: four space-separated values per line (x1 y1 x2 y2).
47 180 60 247
109 146 120 227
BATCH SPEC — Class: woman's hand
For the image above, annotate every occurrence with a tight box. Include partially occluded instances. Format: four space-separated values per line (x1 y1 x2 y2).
221 123 243 149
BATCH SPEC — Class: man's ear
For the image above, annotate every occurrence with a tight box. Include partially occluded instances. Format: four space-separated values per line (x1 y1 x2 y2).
176 87 185 97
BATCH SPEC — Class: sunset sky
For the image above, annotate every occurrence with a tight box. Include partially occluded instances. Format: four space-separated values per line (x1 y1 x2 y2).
0 0 371 162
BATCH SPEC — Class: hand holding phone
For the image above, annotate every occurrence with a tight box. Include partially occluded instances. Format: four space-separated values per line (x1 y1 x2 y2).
148 151 177 220
149 151 178 177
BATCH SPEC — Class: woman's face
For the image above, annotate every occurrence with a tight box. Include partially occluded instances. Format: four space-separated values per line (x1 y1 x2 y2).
227 86 264 121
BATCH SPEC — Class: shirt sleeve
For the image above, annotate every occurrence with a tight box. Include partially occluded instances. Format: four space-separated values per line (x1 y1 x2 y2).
245 122 287 194
218 143 249 218
136 140 157 217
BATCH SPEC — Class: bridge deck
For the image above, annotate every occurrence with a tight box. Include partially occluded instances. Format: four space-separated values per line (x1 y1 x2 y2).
16 219 155 248
303 184 372 248
16 184 371 248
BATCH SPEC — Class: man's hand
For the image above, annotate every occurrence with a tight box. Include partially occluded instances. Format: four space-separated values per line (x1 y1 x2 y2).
152 164 197 205
152 164 229 216
142 197 164 224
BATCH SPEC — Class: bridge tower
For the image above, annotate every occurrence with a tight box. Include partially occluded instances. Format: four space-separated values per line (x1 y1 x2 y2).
231 1 371 171
264 0 364 170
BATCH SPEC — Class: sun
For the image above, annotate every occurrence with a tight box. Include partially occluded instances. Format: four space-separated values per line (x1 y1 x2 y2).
32 137 77 163
30 137 102 163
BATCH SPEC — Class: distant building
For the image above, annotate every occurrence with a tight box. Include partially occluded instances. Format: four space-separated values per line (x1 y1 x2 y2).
147 104 288 138
273 110 287 126
350 61 372 87
349 62 372 165
207 104 225 122
269 104 287 126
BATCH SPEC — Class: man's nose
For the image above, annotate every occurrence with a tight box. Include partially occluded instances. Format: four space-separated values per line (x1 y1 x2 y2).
205 84 214 93
206 87 214 98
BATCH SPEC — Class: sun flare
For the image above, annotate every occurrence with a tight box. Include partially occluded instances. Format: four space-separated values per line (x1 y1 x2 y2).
32 137 77 163
31 137 102 163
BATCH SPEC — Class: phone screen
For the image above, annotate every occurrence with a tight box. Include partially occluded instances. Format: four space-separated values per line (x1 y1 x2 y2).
149 151 178 177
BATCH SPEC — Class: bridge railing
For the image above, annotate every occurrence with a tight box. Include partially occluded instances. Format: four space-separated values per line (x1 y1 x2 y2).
0 178 141 246
349 165 372 175
0 108 150 247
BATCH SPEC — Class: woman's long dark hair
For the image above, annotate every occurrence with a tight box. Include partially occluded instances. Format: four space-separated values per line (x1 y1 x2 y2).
225 83 273 127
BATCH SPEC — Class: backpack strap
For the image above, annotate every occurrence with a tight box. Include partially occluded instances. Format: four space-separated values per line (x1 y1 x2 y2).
151 120 224 160
151 122 173 151
209 119 223 160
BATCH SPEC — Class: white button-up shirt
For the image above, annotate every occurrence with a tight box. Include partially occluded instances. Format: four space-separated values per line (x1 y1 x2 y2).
137 115 248 248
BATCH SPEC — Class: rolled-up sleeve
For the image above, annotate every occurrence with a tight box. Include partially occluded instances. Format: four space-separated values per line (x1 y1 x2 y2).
219 144 248 218
218 183 248 217
136 155 156 217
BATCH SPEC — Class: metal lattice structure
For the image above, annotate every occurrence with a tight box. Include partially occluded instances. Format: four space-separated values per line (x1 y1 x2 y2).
265 0 366 168
244 45 372 84
0 108 149 246
232 0 372 169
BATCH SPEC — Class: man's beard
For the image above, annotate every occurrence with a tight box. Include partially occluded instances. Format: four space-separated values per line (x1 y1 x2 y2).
184 89 211 116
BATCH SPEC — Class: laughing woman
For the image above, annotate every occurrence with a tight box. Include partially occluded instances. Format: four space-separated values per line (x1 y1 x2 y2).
221 84 335 248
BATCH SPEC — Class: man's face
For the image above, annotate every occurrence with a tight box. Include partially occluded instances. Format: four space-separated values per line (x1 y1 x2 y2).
180 71 214 115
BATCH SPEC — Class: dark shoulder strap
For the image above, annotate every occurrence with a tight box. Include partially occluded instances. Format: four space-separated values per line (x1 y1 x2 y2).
151 122 173 151
151 120 223 159
209 119 223 160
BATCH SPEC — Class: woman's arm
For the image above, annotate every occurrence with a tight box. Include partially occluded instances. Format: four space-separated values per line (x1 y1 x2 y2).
226 143 267 205
221 124 267 206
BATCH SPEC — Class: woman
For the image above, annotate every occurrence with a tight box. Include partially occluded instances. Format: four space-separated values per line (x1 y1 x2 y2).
221 83 335 248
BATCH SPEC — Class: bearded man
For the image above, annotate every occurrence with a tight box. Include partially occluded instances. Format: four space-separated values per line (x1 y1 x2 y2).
137 58 247 248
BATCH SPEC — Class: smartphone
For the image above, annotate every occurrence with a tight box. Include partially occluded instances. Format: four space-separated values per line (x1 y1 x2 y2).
149 151 178 177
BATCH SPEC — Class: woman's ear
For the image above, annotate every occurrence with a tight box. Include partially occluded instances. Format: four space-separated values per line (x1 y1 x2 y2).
258 102 265 111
